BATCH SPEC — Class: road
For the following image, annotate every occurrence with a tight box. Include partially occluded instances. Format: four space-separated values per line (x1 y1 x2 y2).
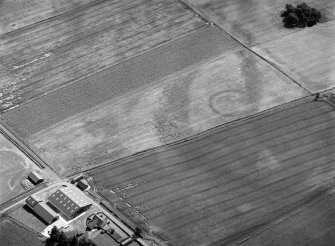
0 181 150 246
0 118 47 169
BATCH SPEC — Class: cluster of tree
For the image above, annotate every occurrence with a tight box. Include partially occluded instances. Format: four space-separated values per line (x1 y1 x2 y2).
281 2 321 28
45 226 96 246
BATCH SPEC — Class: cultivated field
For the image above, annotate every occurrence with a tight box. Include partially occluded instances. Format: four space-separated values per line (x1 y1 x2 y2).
2 26 307 176
184 0 335 46
0 0 204 111
229 188 335 246
88 98 335 246
253 21 335 93
0 0 96 35
0 133 40 205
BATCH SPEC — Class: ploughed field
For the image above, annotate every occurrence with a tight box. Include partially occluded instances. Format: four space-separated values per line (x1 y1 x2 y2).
88 99 335 246
0 0 97 35
230 188 335 246
0 0 204 111
2 26 307 176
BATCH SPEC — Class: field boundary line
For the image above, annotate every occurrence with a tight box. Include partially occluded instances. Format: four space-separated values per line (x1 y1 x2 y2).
2 24 208 114
179 0 312 95
0 0 108 38
82 95 316 175
0 183 46 213
0 118 48 170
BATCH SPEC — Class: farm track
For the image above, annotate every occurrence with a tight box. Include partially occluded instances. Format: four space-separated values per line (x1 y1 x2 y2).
0 0 204 111
0 119 45 169
89 99 335 246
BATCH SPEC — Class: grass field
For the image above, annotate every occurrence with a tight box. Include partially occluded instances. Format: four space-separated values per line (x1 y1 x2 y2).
252 21 335 93
87 98 335 246
0 216 43 246
184 0 335 46
0 133 40 205
2 26 307 176
8 205 46 233
229 188 335 246
0 0 204 112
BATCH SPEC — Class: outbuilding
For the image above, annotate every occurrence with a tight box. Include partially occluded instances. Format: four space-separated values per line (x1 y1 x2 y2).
28 171 44 185
77 179 89 191
26 196 59 225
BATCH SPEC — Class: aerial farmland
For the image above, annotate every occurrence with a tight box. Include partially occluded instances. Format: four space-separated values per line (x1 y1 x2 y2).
87 98 335 246
0 0 334 246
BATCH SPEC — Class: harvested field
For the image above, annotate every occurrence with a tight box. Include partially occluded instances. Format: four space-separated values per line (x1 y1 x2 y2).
252 21 335 93
3 26 307 175
184 0 335 46
0 0 204 111
230 188 335 246
0 216 43 246
0 0 95 35
87 99 335 246
0 133 40 205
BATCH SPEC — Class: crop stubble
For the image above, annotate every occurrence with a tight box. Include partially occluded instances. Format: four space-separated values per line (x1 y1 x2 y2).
88 100 335 246
252 21 335 93
0 0 204 111
184 0 335 92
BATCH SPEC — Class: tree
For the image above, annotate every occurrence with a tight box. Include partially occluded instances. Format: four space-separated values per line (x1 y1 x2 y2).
58 232 67 246
46 226 61 246
44 226 96 246
78 237 96 246
69 236 79 246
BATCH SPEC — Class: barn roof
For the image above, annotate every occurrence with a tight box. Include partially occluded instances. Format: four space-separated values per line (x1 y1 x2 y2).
26 197 58 225
26 196 38 207
48 187 91 219
28 171 44 184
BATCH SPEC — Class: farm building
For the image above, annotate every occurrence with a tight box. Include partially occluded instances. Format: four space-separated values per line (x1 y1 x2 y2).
48 187 91 220
25 196 59 225
28 171 44 184
87 213 108 229
77 179 89 191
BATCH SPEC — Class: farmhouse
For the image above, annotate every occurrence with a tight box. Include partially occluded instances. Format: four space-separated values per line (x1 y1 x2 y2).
25 196 59 225
48 187 91 220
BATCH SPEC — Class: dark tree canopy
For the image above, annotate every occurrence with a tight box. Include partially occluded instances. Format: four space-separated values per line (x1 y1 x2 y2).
281 2 321 28
45 226 96 246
